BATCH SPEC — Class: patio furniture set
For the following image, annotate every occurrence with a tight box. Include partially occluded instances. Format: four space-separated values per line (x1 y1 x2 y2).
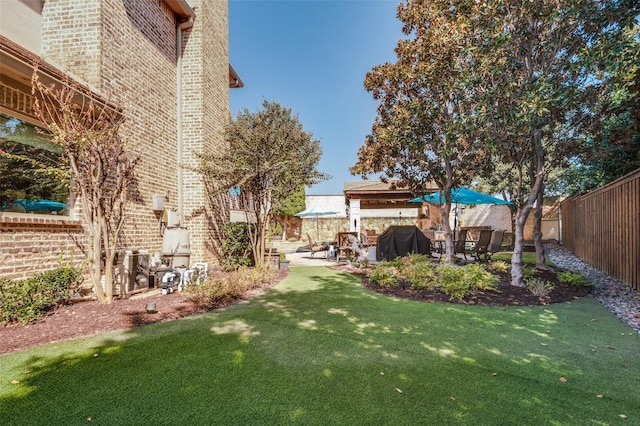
305 227 506 264
425 228 506 262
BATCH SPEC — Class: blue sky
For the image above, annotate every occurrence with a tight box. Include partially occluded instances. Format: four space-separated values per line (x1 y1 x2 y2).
228 0 404 195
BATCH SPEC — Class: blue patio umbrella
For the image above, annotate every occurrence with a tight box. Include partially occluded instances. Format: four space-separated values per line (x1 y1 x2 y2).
409 188 512 205
10 198 68 213
295 206 339 241
410 188 512 231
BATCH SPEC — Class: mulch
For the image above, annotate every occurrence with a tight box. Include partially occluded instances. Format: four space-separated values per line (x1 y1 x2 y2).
361 268 591 307
1 266 590 356
0 270 287 355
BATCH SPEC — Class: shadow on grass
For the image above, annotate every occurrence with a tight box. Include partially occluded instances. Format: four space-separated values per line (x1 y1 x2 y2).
1 266 638 425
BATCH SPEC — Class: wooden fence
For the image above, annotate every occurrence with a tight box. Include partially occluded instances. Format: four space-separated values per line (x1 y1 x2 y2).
560 169 640 291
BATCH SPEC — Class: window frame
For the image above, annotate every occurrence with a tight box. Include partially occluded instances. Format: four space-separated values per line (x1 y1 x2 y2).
0 107 74 219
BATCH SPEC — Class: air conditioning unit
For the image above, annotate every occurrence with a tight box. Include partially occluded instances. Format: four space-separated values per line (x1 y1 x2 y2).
112 250 150 295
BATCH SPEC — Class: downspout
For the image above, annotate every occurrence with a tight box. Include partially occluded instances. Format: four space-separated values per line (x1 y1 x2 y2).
176 15 194 222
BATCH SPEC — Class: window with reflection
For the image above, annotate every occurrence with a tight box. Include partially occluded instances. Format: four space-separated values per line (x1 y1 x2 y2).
0 112 70 215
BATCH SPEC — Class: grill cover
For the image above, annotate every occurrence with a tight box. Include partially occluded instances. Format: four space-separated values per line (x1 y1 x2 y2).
376 226 431 261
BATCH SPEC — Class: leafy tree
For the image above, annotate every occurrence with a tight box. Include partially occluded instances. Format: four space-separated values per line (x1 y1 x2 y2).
32 71 140 303
355 0 637 285
272 184 305 240
351 0 492 263
550 24 640 195
472 0 637 285
220 223 254 271
198 100 327 266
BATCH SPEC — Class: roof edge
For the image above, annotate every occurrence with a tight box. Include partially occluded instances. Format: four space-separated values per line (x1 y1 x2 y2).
0 35 121 118
163 0 195 20
229 64 244 88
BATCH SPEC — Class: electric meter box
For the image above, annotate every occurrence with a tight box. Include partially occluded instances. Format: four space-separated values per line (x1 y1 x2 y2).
152 194 164 211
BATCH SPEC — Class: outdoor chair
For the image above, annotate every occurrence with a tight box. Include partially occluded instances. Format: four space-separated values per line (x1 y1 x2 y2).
342 234 367 263
335 231 359 263
484 230 505 261
306 233 328 258
465 229 493 261
454 229 469 260
365 229 378 246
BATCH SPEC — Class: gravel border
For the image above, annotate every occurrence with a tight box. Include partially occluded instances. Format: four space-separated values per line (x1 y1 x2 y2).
545 243 640 333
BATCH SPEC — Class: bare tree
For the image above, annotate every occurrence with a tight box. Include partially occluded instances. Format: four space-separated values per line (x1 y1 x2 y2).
32 70 140 303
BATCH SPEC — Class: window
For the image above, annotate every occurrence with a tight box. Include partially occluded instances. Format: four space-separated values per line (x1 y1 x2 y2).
0 112 70 215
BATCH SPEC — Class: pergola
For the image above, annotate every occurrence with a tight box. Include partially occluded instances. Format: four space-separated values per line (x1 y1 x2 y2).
343 180 437 210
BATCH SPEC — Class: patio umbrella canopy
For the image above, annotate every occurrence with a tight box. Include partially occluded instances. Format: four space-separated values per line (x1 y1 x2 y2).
295 206 339 217
409 188 512 205
295 206 339 241
410 188 512 232
4 198 68 213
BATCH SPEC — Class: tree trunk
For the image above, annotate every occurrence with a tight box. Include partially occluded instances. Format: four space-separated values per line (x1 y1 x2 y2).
100 212 114 303
282 216 288 240
511 129 545 287
91 230 106 303
102 257 114 304
508 204 517 247
439 202 455 264
242 193 261 267
82 185 106 303
510 205 531 287
254 221 264 267
533 184 546 269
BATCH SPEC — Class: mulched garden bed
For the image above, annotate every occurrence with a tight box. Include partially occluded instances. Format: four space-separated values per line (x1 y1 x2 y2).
0 270 287 355
361 268 592 306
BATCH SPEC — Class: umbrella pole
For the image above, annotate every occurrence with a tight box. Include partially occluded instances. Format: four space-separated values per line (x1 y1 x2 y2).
454 202 459 239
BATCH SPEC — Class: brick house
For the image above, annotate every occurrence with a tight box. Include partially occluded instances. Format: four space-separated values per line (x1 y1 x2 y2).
0 0 242 282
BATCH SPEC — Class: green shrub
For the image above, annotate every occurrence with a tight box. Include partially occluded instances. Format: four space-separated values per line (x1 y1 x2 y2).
368 262 399 287
525 278 555 297
464 263 498 291
435 263 498 301
367 255 498 300
186 276 232 307
0 266 82 324
221 223 255 271
557 271 590 287
402 254 437 290
235 265 279 287
522 266 536 280
435 264 470 300
488 260 509 273
186 265 278 309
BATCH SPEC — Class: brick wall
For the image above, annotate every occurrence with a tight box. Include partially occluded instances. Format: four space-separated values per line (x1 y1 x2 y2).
98 0 180 256
1 0 230 279
41 0 102 87
39 0 180 260
0 216 86 279
180 0 230 265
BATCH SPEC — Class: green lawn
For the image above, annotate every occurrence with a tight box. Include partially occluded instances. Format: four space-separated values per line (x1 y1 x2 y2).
1 266 638 425
492 251 547 265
